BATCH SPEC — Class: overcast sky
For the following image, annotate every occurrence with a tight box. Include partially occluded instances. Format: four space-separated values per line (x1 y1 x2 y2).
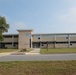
0 0 76 34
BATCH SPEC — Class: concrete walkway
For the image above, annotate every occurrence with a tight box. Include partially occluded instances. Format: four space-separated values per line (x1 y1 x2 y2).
0 49 40 56
26 48 40 55
0 50 21 57
0 52 11 57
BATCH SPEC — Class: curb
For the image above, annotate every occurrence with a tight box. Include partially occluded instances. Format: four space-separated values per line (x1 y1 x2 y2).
25 53 40 55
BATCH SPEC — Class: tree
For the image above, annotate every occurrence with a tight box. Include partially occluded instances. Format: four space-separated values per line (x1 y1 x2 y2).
0 16 9 41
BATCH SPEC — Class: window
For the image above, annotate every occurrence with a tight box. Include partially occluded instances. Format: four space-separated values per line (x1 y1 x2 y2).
66 37 68 39
70 41 76 43
38 37 40 39
13 42 18 44
70 43 72 46
14 35 18 38
42 44 44 46
4 36 12 38
56 42 68 44
0 42 12 45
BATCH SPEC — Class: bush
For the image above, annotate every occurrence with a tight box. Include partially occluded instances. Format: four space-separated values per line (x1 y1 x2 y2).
20 49 27 52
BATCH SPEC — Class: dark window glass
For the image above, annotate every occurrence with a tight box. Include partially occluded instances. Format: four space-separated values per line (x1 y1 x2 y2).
56 42 68 44
70 43 72 46
14 35 18 38
66 37 68 39
13 42 18 44
4 36 12 38
70 41 76 43
38 37 40 39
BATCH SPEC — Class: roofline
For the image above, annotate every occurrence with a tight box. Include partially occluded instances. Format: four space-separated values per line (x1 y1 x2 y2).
3 34 18 36
17 29 33 32
2 33 76 36
32 33 76 35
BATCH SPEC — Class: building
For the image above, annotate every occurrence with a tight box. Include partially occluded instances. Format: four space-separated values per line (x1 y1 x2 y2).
0 29 76 49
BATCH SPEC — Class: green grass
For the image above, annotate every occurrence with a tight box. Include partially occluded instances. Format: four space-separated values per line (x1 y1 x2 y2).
0 49 19 53
0 61 76 75
40 48 76 54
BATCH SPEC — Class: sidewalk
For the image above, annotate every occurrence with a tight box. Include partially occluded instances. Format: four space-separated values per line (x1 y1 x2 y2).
0 49 40 56
26 48 40 55
0 50 20 56
0 52 11 57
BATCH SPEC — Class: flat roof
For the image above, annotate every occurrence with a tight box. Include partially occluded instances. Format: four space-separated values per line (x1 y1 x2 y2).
17 29 33 32
2 32 76 36
32 33 76 36
3 34 18 36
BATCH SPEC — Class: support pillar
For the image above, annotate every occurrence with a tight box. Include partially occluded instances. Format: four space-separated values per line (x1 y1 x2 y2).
12 35 14 48
68 35 70 48
30 35 32 49
54 35 56 48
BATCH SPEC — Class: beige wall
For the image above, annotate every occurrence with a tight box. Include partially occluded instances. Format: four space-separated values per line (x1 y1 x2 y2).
33 36 40 42
33 36 54 42
40 44 55 48
1 35 18 49
5 45 12 48
18 30 33 49
3 38 12 42
3 36 18 42
70 37 76 41
5 44 18 49
13 38 18 42
48 44 54 48
70 44 76 48
41 44 69 48
41 37 54 41
55 44 68 48
56 37 68 41
41 44 47 48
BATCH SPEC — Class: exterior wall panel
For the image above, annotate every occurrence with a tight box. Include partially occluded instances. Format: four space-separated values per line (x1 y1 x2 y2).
56 44 68 48
41 37 54 41
5 45 12 48
3 38 12 42
33 37 39 42
48 44 54 48
13 38 18 42
41 44 47 48
70 37 76 41
56 37 68 41
70 44 76 48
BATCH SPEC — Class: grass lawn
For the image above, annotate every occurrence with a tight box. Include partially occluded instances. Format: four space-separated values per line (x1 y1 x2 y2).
0 61 76 75
40 48 76 54
0 49 19 53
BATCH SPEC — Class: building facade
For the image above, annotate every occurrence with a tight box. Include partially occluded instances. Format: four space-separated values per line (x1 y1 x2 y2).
0 29 76 49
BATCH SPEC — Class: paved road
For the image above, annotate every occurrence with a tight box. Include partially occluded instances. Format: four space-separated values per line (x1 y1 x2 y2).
0 54 76 61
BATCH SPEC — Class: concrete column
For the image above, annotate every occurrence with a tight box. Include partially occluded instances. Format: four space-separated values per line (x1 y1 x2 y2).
54 35 56 48
68 35 70 48
30 35 32 49
40 35 41 48
12 35 14 48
